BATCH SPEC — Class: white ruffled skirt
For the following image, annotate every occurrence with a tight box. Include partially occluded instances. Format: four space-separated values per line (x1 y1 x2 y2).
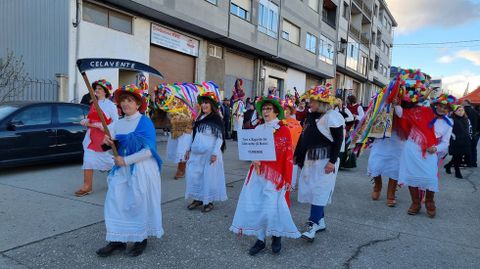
367 134 403 180
185 152 227 204
104 157 163 242
166 133 192 163
230 171 300 240
298 158 340 206
398 139 438 192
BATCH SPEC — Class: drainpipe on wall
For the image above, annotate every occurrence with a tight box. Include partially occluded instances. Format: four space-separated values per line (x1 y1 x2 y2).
275 0 282 58
72 0 81 103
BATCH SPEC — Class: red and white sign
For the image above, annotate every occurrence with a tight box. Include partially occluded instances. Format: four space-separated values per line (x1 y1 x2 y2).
151 24 199 57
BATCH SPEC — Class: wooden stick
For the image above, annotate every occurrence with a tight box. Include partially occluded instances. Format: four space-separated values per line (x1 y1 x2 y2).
80 72 118 156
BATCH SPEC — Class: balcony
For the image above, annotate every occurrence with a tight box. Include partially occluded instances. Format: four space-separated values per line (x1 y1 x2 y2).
322 15 336 29
350 24 361 40
352 0 372 19
363 5 372 18
353 0 362 7
361 33 370 46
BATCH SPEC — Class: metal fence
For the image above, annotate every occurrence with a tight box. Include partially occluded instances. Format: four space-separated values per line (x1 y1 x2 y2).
0 78 58 102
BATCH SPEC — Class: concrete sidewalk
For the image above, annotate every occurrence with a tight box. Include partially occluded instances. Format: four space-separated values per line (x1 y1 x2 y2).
0 141 479 268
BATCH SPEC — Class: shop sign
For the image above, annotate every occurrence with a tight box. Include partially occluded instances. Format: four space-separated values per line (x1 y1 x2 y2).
151 24 199 57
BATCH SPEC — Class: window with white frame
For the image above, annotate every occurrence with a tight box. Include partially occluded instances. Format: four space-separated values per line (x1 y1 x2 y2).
83 1 133 34
346 41 359 70
231 0 251 21
258 0 279 38
319 35 335 64
281 19 300 45
306 33 317 53
360 56 368 75
306 0 319 12
208 44 223 59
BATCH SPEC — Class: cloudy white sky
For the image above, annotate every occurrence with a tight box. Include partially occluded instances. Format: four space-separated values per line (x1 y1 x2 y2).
386 0 480 97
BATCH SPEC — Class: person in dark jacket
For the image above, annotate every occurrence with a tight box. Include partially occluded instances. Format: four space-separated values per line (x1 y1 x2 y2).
445 105 472 178
462 100 479 167
242 102 256 129
221 98 231 139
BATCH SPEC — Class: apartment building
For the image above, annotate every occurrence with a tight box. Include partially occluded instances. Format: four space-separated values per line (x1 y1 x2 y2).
1 0 337 102
335 0 397 105
1 0 396 104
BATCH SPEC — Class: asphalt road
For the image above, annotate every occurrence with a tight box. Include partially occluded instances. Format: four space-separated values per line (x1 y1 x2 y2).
0 139 479 269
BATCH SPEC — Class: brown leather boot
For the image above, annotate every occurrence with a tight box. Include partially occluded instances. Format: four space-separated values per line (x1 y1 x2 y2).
425 190 436 218
174 161 186 179
386 179 398 207
371 176 382 200
407 186 421 215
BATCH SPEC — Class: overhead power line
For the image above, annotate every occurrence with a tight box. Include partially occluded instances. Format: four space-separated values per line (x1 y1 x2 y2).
394 39 480 46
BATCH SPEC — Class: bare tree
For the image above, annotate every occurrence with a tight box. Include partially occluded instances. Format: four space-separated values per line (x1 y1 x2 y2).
0 50 30 103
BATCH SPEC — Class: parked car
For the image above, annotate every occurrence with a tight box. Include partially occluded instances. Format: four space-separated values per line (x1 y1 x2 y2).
0 102 90 168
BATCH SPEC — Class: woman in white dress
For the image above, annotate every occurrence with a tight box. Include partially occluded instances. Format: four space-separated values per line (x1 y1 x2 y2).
76 79 118 197
294 86 345 242
184 91 227 212
96 84 163 257
230 95 300 256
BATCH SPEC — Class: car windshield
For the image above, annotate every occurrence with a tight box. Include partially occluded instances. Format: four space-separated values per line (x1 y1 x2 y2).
0 106 18 120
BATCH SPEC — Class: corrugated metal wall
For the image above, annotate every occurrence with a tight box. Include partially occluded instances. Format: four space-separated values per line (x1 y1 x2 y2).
0 0 69 101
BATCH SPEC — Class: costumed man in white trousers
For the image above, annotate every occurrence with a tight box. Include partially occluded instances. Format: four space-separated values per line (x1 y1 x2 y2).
294 86 345 242
368 103 404 207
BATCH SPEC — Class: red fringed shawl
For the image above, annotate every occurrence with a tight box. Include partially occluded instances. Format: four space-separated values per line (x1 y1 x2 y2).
87 105 112 152
246 121 294 206
397 106 437 156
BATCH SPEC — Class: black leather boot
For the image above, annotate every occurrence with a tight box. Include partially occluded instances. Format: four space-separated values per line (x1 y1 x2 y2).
454 168 463 179
127 239 147 257
271 236 282 254
248 239 265 256
96 242 126 257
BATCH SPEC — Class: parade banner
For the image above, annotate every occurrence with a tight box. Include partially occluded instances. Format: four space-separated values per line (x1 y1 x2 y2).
238 128 276 161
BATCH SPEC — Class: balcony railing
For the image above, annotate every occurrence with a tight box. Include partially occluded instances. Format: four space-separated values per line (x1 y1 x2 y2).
350 25 361 40
352 0 372 19
361 33 370 46
322 15 336 29
353 0 362 8
363 5 372 18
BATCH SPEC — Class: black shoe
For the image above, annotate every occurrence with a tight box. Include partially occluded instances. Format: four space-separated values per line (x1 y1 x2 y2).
271 236 282 254
248 240 265 256
455 169 463 179
96 242 126 257
127 239 147 257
